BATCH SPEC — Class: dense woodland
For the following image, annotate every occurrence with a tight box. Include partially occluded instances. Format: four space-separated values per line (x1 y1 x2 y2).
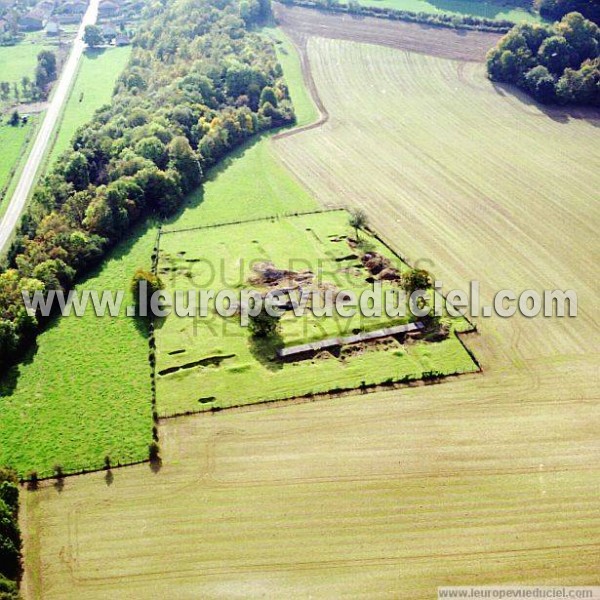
0 0 294 369
537 0 600 25
487 12 600 104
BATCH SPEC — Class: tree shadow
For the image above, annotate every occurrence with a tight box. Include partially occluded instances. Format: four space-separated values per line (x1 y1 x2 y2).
132 314 151 337
0 338 38 397
84 47 107 60
53 476 65 493
492 82 600 126
149 456 162 473
104 469 114 486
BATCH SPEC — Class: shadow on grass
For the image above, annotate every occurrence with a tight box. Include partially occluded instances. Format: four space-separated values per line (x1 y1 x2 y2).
161 133 269 225
248 331 285 372
492 82 600 126
53 476 65 493
83 47 107 60
0 341 37 396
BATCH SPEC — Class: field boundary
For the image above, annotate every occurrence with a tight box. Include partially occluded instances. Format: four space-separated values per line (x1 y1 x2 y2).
158 357 482 420
19 457 149 484
369 228 479 333
272 33 330 141
149 227 161 430
159 206 345 235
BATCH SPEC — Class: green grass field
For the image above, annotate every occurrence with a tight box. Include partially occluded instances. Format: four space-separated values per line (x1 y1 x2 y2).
156 211 477 415
357 0 542 22
0 42 53 89
0 223 156 478
0 137 322 476
0 119 35 194
48 47 131 164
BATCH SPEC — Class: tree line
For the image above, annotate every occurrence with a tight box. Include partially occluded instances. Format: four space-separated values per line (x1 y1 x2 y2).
486 12 600 105
0 468 20 600
278 0 515 33
0 0 294 371
537 0 600 25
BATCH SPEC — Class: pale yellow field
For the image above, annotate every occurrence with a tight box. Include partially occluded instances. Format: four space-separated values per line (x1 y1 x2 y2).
275 38 600 366
20 29 600 600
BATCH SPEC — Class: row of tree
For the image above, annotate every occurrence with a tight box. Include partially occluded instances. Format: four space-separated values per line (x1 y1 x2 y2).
0 0 295 370
0 468 20 599
486 12 600 105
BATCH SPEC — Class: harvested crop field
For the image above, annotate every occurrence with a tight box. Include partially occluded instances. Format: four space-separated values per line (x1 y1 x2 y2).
273 4 502 62
273 35 600 365
21 356 600 599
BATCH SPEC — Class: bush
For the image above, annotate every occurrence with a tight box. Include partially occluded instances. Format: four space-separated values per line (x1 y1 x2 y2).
0 574 19 600
524 65 557 102
131 269 164 311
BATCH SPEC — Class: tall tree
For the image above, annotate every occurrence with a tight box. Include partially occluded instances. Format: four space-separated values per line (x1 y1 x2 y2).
83 24 104 47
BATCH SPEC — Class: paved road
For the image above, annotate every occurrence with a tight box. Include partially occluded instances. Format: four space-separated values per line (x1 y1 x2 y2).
0 0 100 253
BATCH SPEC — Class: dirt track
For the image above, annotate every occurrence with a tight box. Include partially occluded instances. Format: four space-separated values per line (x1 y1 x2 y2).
274 4 502 63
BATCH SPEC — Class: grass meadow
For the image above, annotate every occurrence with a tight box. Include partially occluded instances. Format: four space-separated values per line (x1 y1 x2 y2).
156 211 477 415
0 223 157 478
47 47 132 165
0 118 35 195
0 42 53 89
266 27 319 127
